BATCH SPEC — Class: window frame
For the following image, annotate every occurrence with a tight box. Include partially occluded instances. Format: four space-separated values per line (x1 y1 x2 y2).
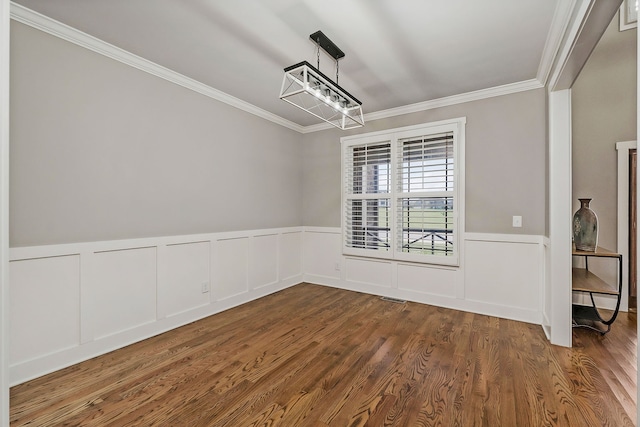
341 117 466 266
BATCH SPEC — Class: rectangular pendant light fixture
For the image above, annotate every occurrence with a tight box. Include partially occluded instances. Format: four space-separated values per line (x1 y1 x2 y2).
279 31 364 130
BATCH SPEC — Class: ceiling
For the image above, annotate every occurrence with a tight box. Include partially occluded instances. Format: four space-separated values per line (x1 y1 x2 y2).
11 0 566 129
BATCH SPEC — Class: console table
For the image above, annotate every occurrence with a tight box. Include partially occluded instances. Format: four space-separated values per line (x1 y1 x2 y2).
572 246 623 335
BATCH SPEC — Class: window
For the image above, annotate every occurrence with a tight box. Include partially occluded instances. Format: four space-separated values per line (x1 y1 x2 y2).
620 0 638 31
342 118 465 266
344 141 392 252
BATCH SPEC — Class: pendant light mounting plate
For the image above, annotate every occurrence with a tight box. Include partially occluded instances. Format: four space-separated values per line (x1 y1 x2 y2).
310 31 345 60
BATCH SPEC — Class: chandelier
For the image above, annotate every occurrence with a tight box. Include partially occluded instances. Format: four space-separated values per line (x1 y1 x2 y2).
279 31 364 130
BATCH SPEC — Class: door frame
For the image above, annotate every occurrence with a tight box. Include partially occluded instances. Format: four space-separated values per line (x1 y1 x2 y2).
617 140 636 313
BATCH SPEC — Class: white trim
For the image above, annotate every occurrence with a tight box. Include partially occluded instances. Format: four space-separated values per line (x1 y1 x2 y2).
9 2 305 134
620 0 638 31
548 89 573 348
304 80 542 134
302 226 341 234
617 140 636 313
464 233 545 245
9 226 304 261
340 117 468 144
616 140 637 151
547 0 594 91
0 0 8 422
537 0 580 85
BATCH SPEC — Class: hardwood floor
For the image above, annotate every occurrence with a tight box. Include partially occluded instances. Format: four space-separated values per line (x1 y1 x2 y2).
10 283 637 426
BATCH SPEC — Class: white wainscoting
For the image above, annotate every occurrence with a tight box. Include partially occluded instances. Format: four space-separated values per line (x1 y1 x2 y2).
10 226 547 386
9 227 303 386
91 247 157 341
10 255 81 365
158 241 210 319
303 228 545 325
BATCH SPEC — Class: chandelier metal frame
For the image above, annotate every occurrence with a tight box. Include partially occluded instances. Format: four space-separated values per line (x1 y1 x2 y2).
279 31 364 130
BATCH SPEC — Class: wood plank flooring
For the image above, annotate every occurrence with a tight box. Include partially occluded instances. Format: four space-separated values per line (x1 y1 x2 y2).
10 283 637 426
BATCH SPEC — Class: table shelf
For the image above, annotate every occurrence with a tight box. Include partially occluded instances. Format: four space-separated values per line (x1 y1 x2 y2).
572 268 618 295
571 246 622 335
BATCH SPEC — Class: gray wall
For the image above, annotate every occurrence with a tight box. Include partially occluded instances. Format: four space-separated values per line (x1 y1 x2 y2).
302 88 548 235
11 20 551 246
10 22 302 247
572 14 637 253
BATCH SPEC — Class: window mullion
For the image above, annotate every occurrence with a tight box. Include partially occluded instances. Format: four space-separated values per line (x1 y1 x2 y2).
390 134 398 259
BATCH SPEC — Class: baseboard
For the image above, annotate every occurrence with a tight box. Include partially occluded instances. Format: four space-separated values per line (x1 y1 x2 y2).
304 274 543 325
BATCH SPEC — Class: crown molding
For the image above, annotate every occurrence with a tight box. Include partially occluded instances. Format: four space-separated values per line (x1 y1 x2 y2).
364 79 544 122
537 0 578 85
302 79 544 134
11 2 552 136
9 2 305 134
547 0 621 91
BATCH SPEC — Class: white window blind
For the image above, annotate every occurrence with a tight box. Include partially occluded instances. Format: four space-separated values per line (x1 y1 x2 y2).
344 143 391 252
397 133 455 257
342 118 464 266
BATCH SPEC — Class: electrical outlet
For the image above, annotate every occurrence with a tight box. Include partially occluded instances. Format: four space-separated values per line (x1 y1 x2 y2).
335 262 341 271
512 215 522 228
201 281 210 293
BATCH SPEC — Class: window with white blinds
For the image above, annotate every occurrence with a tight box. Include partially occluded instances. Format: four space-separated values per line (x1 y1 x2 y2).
397 133 454 258
342 118 465 265
344 143 392 252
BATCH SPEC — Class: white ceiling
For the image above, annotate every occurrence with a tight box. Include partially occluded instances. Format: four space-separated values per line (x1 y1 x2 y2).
12 0 564 128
